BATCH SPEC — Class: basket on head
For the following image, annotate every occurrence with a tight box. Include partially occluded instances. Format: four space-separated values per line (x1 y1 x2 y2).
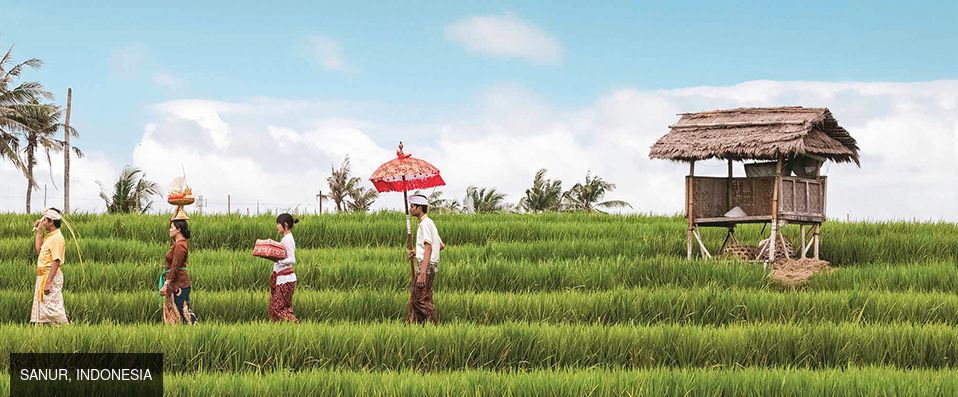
168 197 195 206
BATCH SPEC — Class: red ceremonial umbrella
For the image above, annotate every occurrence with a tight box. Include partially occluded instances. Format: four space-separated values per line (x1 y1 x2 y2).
370 142 445 284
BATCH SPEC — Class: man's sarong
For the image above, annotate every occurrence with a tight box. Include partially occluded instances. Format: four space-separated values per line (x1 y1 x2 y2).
31 268 68 325
407 265 437 324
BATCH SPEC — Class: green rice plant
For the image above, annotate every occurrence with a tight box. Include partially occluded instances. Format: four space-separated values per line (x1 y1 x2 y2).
159 367 958 397
3 322 958 372
807 260 958 292
5 366 958 396
5 367 958 397
2 213 953 265
0 254 768 293
5 287 958 326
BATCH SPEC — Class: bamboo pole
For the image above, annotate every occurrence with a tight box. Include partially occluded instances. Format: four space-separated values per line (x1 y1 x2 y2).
686 161 695 260
402 176 416 284
769 157 783 262
693 227 711 259
63 88 72 213
800 224 806 259
813 224 820 259
402 176 419 323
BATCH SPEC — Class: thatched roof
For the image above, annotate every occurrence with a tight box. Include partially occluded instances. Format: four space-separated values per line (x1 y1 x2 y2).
649 107 860 165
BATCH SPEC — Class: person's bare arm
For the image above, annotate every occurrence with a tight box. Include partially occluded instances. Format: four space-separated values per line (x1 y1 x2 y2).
416 243 432 287
43 259 60 294
34 221 43 254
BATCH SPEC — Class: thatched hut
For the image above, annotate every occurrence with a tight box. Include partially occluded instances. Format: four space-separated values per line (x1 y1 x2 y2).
649 106 860 262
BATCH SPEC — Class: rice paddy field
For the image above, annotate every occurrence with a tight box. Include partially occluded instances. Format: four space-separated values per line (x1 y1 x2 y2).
1 212 957 396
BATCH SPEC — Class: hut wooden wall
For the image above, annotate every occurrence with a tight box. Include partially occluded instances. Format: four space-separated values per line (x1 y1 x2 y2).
779 177 826 217
690 176 826 219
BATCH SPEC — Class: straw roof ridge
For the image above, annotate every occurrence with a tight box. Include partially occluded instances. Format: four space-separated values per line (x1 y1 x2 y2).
650 106 860 165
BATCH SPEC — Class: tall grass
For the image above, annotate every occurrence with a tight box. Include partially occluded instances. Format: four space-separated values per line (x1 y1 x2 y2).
0 253 769 293
5 287 958 326
4 367 958 396
3 322 958 372
1 213 954 265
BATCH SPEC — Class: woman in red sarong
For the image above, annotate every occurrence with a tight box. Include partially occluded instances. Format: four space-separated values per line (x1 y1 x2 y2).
269 213 299 322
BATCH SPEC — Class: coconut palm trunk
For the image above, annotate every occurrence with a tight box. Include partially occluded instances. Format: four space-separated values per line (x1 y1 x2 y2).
24 135 35 212
63 88 71 213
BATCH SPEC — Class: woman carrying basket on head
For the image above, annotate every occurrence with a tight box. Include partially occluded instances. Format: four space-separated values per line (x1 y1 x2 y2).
159 216 197 325
269 213 299 322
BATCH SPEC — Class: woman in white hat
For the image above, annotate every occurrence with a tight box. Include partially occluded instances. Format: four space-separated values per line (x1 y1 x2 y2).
31 208 69 325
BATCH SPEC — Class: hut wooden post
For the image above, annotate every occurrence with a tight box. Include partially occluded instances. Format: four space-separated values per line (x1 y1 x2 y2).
769 157 783 262
800 224 807 259
686 161 695 260
813 224 820 259
726 159 733 211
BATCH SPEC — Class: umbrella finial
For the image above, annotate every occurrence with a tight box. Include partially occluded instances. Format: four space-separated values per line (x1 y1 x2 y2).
397 142 408 158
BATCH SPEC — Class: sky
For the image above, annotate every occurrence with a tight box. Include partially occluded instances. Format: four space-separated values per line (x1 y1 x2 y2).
1 1 956 220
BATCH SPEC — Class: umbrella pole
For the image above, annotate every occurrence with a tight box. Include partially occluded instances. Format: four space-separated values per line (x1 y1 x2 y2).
403 180 417 323
403 180 416 285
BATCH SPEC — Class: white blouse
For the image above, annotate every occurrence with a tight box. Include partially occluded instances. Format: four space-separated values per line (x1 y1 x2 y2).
272 233 297 285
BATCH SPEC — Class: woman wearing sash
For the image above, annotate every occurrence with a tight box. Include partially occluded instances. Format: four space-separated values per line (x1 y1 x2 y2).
159 217 197 324
269 213 299 322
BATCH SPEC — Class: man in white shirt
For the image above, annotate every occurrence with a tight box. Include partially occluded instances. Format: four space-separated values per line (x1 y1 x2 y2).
406 194 444 324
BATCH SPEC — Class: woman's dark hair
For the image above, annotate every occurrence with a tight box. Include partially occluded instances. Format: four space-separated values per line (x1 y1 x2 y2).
171 219 191 240
277 213 299 230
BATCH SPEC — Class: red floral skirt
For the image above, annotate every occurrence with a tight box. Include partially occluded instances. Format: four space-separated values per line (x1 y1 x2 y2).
269 269 298 322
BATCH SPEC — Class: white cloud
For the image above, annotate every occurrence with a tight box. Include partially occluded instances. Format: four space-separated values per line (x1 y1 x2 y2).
0 150 118 214
445 13 563 65
153 100 234 149
108 43 147 79
307 35 349 72
2 80 955 221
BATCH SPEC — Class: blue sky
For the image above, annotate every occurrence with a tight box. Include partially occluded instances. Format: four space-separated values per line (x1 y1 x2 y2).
1 1 956 219
3 1 956 159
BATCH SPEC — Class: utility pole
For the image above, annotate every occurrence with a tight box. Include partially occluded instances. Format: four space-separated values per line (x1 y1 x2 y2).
227 194 231 214
316 191 324 215
43 185 47 208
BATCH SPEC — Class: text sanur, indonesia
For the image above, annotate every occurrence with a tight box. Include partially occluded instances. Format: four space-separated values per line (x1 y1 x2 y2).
20 368 153 382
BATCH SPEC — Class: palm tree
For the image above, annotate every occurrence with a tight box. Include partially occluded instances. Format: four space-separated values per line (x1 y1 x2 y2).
347 186 378 212
327 156 382 212
0 44 52 181
11 100 82 212
562 172 632 213
518 168 563 212
326 156 356 212
463 186 509 213
412 189 462 213
97 166 161 214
